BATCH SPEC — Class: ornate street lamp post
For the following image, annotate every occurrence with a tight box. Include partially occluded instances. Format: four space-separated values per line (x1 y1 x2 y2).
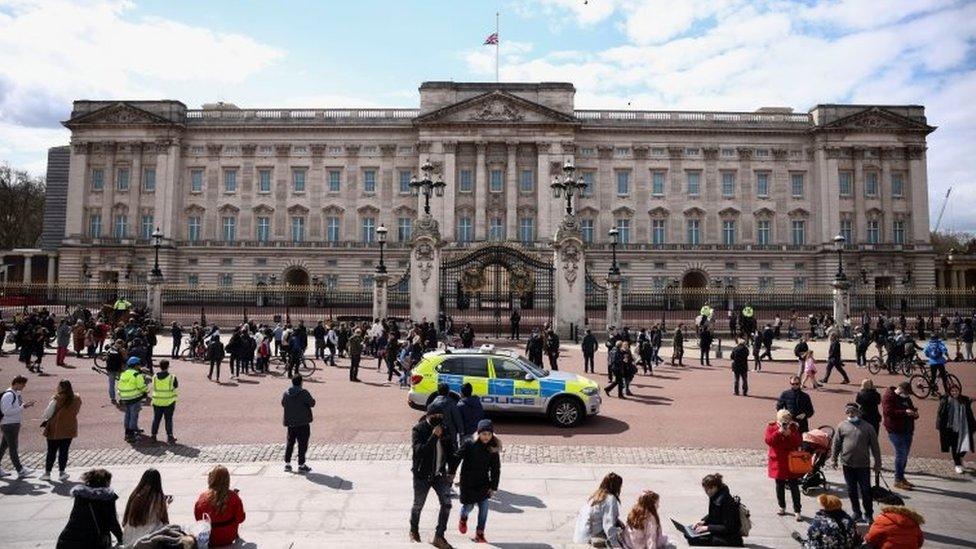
409 159 445 216
376 224 388 274
608 227 620 275
151 227 164 279
550 159 588 216
833 234 846 281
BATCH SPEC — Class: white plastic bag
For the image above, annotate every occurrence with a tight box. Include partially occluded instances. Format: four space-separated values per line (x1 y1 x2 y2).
189 513 211 549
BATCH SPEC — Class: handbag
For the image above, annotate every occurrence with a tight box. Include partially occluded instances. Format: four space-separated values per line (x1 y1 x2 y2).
870 472 904 505
88 501 112 548
189 512 212 549
788 450 813 475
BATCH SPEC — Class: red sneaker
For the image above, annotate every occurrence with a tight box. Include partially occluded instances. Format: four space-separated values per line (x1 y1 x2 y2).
458 517 467 534
473 531 487 543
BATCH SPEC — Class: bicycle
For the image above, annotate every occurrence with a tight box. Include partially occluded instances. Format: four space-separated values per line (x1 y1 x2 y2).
179 340 207 362
269 354 317 378
909 368 961 400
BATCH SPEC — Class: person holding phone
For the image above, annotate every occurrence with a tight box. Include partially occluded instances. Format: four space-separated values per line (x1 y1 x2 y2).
122 468 171 546
0 375 35 478
410 410 456 548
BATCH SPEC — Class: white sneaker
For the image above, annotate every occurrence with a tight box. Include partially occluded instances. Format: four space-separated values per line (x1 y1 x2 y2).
39 471 51 481
955 465 965 474
59 472 70 482
17 467 34 478
0 467 9 478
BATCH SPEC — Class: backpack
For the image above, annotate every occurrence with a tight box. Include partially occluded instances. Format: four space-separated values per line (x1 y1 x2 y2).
734 496 752 537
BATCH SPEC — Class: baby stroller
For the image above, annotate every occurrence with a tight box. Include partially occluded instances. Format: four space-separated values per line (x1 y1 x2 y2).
799 425 835 494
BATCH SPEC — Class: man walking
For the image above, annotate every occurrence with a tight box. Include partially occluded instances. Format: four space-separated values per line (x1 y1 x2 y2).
0 375 35 478
832 403 882 523
793 336 810 377
821 333 851 384
581 329 597 374
410 410 455 548
777 376 815 433
118 357 149 443
150 360 178 444
883 381 919 490
731 340 749 396
325 323 338 367
544 329 560 371
348 328 363 382
282 375 315 473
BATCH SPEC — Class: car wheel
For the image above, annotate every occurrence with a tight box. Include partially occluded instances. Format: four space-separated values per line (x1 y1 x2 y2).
548 396 584 428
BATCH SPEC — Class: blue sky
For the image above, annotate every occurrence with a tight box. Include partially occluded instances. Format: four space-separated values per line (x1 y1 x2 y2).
1 0 975 230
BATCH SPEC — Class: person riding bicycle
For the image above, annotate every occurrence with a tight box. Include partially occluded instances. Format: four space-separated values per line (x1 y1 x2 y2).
924 334 950 395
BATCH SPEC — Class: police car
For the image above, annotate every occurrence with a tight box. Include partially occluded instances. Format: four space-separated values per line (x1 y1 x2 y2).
408 344 602 427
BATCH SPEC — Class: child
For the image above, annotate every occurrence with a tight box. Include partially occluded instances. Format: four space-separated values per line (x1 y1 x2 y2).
801 350 820 390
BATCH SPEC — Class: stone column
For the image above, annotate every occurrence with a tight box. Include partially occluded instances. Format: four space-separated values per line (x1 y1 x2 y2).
102 142 118 238
536 142 552 240
506 142 518 240
146 273 163 323
64 142 90 240
373 273 390 320
552 215 585 338
474 143 487 241
153 139 181 242
441 142 457 241
130 142 143 236
606 272 622 333
906 145 930 244
832 276 851 325
46 254 57 287
22 253 33 284
410 215 442 323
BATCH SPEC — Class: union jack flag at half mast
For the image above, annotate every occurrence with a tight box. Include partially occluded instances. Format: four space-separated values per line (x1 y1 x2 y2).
483 32 498 45
486 12 500 82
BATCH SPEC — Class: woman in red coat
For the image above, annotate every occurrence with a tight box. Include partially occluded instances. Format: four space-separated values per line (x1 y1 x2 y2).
194 465 245 547
765 409 804 521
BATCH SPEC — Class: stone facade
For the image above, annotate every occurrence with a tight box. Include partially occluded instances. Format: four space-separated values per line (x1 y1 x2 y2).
53 82 937 292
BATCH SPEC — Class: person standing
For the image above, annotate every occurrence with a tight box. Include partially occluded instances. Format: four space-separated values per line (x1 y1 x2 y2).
410 410 455 548
821 333 850 384
765 409 803 521
105 339 125 405
55 319 71 367
545 329 560 371
510 309 521 340
526 329 543 367
605 341 633 399
751 330 763 372
170 322 183 359
117 357 148 443
581 329 598 374
348 328 363 382
856 379 882 436
698 325 713 366
962 318 974 360
776 376 815 433
883 381 919 490
936 386 974 474
831 403 882 523
451 419 501 543
923 334 950 395
313 320 326 360
206 335 225 382
672 324 685 366
793 336 810 377
731 340 749 397
150 360 178 445
39 379 82 481
282 374 315 473
0 375 35 478
456 383 485 438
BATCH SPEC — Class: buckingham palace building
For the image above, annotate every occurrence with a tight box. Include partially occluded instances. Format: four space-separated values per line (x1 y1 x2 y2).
45 81 937 294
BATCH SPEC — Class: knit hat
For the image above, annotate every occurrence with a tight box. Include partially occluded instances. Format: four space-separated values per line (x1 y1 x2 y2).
476 419 494 433
126 357 141 367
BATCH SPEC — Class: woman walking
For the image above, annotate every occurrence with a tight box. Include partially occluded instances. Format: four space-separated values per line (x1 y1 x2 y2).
623 490 671 548
122 468 170 546
765 410 803 521
937 386 975 474
574 472 624 547
56 468 123 548
194 465 246 547
40 379 82 482
452 419 501 543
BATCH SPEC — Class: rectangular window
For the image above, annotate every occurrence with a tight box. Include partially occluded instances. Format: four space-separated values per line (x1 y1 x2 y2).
88 214 102 237
292 168 307 192
867 220 880 244
488 217 505 241
791 173 804 198
256 216 270 242
186 274 199 287
459 170 473 192
721 172 734 198
893 220 905 244
518 217 535 244
324 274 338 289
840 219 853 244
363 169 376 193
223 169 237 192
616 219 631 244
616 170 630 196
791 220 806 245
687 171 700 196
758 276 773 290
219 273 233 287
113 214 128 238
519 170 534 193
116 167 130 191
581 219 594 243
756 172 770 197
793 277 806 290
398 217 412 242
582 171 595 196
143 168 156 192
187 216 200 242
140 215 153 240
362 217 376 243
651 219 666 245
360 274 374 290
757 220 770 246
326 217 340 242
839 170 853 196
651 171 665 197
190 169 203 192
489 169 503 192
222 217 236 242
92 168 104 190
257 169 271 193
865 171 879 197
399 170 412 194
722 220 736 245
328 170 341 192
291 217 305 242
686 219 700 245
457 217 473 243
891 172 904 198
721 148 736 158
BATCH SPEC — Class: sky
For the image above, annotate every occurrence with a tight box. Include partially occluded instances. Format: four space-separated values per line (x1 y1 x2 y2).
1 0 974 230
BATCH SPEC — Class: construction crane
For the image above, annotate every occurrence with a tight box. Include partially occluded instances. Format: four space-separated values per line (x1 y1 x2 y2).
934 187 952 233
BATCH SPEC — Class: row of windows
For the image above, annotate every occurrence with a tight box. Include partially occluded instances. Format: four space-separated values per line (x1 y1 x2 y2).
87 214 155 239
185 272 378 290
584 275 812 293
838 171 906 198
91 167 156 192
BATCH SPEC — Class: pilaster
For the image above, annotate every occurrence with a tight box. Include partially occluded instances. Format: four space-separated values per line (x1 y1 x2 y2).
373 273 390 320
410 215 443 322
536 142 553 240
553 215 585 338
474 142 487 241
506 142 518 240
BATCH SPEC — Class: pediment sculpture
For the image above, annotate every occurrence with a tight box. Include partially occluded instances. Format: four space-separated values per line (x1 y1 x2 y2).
469 100 524 122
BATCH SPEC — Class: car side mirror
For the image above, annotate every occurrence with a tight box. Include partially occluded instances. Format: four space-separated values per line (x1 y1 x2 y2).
524 373 535 382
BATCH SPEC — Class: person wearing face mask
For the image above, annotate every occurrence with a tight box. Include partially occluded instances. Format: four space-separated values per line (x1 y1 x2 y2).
410 410 456 548
831 403 881 524
882 381 919 491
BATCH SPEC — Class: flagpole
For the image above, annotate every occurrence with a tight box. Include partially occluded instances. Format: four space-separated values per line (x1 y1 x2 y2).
495 11 500 83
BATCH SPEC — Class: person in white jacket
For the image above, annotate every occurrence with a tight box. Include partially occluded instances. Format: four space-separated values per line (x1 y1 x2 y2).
623 490 673 549
574 472 624 547
0 375 36 478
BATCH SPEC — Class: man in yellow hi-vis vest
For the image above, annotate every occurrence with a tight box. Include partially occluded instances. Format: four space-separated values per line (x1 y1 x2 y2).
150 360 179 444
117 357 148 442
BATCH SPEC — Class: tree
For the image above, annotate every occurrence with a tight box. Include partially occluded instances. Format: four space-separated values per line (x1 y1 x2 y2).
931 230 975 255
0 163 46 249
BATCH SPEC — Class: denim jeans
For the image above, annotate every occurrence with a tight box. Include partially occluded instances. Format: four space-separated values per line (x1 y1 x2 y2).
411 475 452 537
108 374 117 401
45 438 72 473
0 423 23 470
842 466 873 518
888 431 914 481
124 400 142 433
461 497 490 531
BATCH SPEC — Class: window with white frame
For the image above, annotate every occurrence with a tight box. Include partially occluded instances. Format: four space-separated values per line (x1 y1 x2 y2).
756 172 770 197
839 170 853 196
757 219 771 245
687 171 701 196
721 148 736 158
488 217 504 241
793 277 806 290
223 169 237 192
721 172 734 198
328 170 341 192
519 170 534 193
140 214 153 240
324 274 338 289
755 148 770 158
113 214 128 238
616 219 631 244
459 170 473 192
116 167 130 191
614 147 631 157
651 171 665 197
722 220 736 245
187 216 200 242
398 217 412 242
222 216 236 242
143 168 156 192
867 219 880 244
292 168 306 192
457 217 473 243
360 274 374 290
686 219 700 245
891 172 905 198
893 220 905 244
190 169 203 193
758 276 773 289
581 219 594 243
326 217 340 242
258 169 272 193
291 216 305 242
582 171 595 196
399 170 412 194
791 220 806 245
219 273 233 287
186 274 199 287
256 216 270 242
791 173 804 198
518 217 535 244
363 169 376 193
92 168 105 190
616 170 630 196
865 171 879 197
361 217 376 243
651 219 666 245
489 169 503 192
840 219 853 244
88 213 102 237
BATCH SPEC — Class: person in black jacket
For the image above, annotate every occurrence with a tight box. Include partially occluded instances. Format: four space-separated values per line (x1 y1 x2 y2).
581 329 598 374
672 324 685 366
731 341 749 396
281 375 315 473
428 383 464 448
206 336 225 382
509 309 521 340
545 329 561 371
793 337 810 377
686 473 743 546
777 376 815 433
410 412 455 548
699 326 713 366
821 333 850 384
451 419 501 543
856 379 882 435
526 330 544 367
936 386 976 474
56 468 123 548
751 331 763 372
170 322 183 359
